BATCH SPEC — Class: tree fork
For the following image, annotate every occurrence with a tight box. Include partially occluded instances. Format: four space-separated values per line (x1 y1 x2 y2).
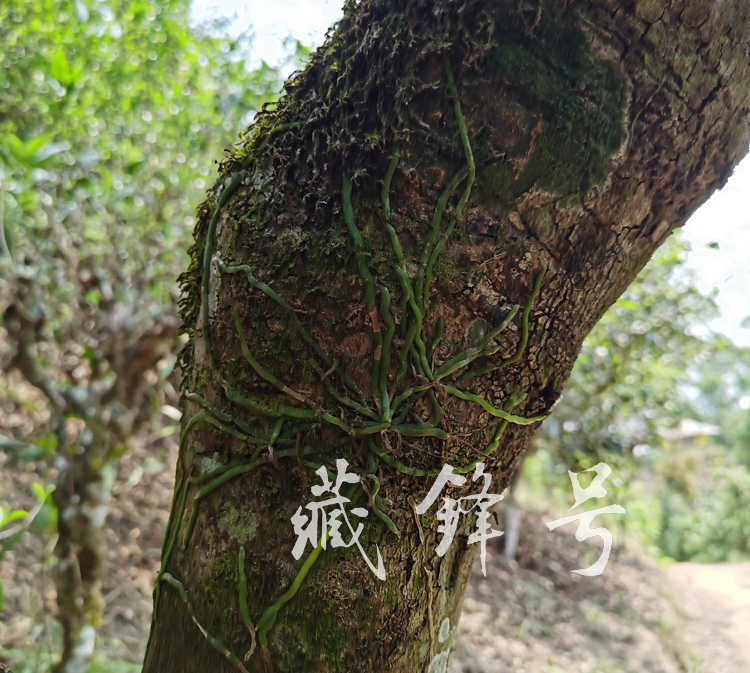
145 1 750 671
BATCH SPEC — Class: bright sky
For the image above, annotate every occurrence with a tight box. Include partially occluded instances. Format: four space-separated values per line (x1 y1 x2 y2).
190 0 750 347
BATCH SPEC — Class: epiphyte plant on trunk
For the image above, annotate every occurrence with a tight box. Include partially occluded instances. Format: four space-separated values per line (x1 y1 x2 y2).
144 0 750 670
152 52 548 669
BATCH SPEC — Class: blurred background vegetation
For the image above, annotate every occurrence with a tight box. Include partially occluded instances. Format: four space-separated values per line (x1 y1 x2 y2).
0 0 748 671
524 238 750 565
0 0 296 669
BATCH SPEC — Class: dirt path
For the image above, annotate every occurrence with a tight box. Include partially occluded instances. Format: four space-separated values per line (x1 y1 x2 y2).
667 562 750 673
449 511 688 673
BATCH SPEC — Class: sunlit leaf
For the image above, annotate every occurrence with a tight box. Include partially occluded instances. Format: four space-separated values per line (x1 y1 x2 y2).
34 140 72 165
155 424 181 439
50 49 73 86
0 508 28 527
35 433 58 457
161 404 182 421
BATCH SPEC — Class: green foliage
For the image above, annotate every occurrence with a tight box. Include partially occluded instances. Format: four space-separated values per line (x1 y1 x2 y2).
0 481 56 611
688 344 750 452
732 412 750 469
657 466 750 562
0 481 55 554
0 0 286 322
3 647 141 673
0 506 27 530
0 0 292 666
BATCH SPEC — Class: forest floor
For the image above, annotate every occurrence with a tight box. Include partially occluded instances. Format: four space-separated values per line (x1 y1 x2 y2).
1 426 749 672
450 510 697 673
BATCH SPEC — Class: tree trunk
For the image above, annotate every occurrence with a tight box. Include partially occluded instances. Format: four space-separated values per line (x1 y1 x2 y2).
143 0 750 671
52 429 109 673
4 268 179 671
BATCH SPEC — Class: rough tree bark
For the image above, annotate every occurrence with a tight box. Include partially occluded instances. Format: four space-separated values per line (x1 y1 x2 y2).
144 0 750 671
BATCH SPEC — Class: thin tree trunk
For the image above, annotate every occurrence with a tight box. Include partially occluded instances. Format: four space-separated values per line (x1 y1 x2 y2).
144 1 750 671
4 267 179 671
52 434 109 673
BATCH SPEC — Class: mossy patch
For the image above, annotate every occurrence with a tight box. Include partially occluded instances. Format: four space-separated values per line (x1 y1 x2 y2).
478 8 626 206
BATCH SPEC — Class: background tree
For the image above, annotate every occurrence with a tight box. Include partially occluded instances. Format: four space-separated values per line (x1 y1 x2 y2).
0 0 286 670
143 1 750 672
